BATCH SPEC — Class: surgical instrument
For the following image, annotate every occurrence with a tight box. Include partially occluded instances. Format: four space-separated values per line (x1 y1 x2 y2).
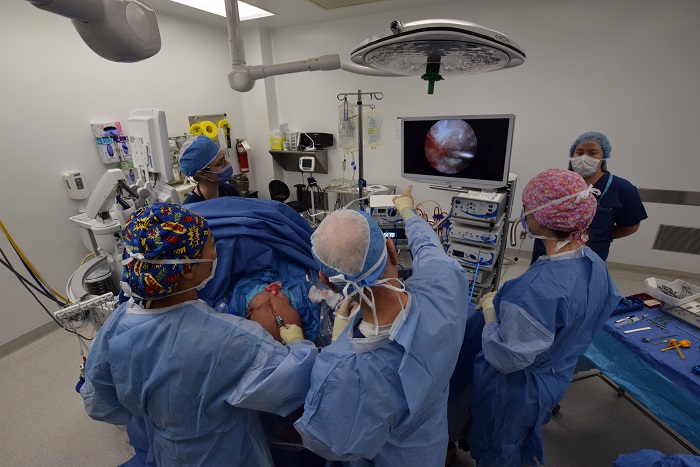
652 338 681 345
274 312 285 329
623 327 652 334
661 339 690 360
615 314 648 327
642 334 677 343
676 325 700 340
647 315 671 332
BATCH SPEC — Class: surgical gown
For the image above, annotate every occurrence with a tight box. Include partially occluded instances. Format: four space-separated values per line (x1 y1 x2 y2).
81 298 318 467
294 218 470 466
469 247 621 467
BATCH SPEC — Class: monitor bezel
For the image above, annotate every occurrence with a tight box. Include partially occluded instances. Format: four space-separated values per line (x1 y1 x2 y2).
401 113 515 191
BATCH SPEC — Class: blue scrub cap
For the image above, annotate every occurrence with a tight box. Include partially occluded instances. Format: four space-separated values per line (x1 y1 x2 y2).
179 135 221 176
311 210 388 289
569 132 612 159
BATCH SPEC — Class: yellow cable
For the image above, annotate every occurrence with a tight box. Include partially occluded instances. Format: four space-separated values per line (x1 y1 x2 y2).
189 123 203 136
81 252 95 265
200 120 218 139
0 218 70 303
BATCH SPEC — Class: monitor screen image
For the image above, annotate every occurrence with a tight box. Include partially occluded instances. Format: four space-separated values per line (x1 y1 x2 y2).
401 114 515 190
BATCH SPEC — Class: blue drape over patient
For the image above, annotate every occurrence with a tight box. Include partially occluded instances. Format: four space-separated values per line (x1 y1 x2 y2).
188 197 321 341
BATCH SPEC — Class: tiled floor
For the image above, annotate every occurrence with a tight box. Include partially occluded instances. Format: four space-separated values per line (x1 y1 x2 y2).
0 258 696 466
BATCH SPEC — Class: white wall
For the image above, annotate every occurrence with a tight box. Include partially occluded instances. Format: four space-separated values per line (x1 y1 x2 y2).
0 3 243 346
255 0 700 274
2 0 699 346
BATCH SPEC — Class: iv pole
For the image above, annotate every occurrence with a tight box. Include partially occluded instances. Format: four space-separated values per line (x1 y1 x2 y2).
336 90 384 204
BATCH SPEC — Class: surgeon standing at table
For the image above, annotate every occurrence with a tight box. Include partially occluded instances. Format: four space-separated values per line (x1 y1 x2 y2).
294 186 470 466
531 132 647 263
469 169 622 467
80 202 317 466
179 135 240 204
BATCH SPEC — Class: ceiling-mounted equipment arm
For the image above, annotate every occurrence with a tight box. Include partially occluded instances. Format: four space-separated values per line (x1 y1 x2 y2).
27 0 161 62
223 0 401 92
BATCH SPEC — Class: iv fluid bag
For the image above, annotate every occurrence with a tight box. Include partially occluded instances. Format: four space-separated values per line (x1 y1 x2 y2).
364 109 383 148
338 103 358 151
337 104 384 150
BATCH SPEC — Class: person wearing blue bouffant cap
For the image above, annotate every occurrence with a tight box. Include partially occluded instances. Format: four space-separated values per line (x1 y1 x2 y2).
531 131 647 263
179 135 239 204
294 186 470 466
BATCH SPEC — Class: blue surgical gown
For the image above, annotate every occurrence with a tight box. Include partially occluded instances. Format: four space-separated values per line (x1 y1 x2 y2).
81 298 318 467
294 218 470 466
469 247 621 467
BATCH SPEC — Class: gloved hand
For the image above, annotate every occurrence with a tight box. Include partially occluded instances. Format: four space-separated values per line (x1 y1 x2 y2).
476 291 498 323
337 297 359 318
332 298 359 342
392 185 416 221
280 324 304 345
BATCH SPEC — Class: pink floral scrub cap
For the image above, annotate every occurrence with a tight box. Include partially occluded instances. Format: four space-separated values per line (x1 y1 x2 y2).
522 168 598 244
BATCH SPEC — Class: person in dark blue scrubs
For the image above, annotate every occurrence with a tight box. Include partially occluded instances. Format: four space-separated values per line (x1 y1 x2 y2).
531 132 647 263
179 135 239 204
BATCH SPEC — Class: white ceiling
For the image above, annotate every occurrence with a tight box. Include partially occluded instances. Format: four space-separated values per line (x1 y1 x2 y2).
147 0 457 30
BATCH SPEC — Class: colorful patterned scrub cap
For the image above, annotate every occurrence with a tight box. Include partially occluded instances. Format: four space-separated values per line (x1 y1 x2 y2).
570 131 612 159
122 202 210 300
522 168 598 244
179 135 221 177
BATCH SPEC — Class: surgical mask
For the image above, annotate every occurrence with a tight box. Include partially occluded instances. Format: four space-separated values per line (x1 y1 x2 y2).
195 257 217 291
207 163 233 183
570 155 600 178
329 244 406 337
520 208 563 244
122 253 217 298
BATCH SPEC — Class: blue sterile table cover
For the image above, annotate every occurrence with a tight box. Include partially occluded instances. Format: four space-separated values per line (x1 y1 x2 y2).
585 310 700 448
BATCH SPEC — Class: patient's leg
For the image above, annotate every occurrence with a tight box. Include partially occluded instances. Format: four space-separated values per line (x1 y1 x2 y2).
247 288 303 343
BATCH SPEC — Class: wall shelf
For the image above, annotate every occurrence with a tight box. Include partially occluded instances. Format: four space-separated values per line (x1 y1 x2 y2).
269 149 328 174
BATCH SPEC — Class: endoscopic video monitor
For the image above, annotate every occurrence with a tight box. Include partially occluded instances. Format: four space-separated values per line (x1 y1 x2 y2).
401 114 515 191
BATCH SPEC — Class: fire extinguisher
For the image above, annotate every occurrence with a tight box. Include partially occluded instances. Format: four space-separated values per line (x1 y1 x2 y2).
236 139 250 173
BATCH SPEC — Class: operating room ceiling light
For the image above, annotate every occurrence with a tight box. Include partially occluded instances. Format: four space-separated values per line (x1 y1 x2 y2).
350 20 525 93
226 10 525 94
169 0 274 20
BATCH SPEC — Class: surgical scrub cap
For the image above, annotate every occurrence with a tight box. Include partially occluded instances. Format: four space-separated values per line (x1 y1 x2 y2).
122 202 210 300
522 168 598 244
570 131 612 159
179 135 221 177
311 210 387 288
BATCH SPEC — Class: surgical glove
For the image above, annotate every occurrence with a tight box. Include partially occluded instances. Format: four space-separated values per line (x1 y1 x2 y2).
332 314 350 342
332 298 359 342
280 324 304 345
393 185 416 220
476 291 497 323
337 297 359 318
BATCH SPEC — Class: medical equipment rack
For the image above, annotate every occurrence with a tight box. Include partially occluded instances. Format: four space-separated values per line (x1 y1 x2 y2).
442 176 516 302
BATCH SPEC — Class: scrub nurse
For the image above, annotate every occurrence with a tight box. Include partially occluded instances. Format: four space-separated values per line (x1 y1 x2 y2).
469 169 621 466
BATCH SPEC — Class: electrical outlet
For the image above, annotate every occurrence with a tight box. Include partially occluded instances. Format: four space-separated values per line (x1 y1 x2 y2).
519 231 527 239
